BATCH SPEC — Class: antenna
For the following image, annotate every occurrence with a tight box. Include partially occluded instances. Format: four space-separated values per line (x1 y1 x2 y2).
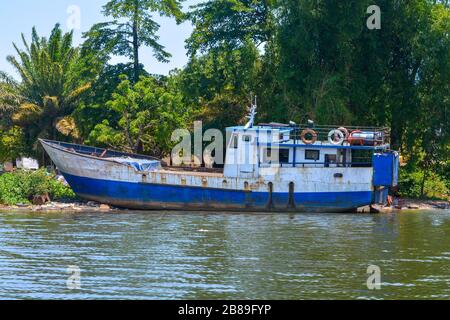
244 95 258 129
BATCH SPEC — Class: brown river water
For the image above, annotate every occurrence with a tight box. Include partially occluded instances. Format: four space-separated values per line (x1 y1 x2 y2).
0 209 449 299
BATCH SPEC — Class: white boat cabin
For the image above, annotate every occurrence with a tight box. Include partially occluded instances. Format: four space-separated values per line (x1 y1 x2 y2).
224 125 355 178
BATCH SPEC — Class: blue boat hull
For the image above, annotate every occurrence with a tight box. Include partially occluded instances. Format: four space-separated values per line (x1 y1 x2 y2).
62 172 373 212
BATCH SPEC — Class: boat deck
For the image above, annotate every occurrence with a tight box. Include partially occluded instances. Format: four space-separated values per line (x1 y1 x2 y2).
160 166 224 177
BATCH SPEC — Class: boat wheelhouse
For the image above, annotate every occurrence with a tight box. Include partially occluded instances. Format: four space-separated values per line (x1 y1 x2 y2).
40 117 399 212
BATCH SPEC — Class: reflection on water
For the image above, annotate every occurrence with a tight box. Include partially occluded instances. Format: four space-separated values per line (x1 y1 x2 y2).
0 210 449 300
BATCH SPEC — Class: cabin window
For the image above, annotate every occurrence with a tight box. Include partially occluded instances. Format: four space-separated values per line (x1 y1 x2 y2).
231 135 238 149
262 148 273 163
279 149 290 164
305 149 320 161
242 135 252 143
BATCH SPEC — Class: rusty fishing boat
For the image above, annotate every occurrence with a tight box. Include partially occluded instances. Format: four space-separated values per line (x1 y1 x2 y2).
40 106 399 212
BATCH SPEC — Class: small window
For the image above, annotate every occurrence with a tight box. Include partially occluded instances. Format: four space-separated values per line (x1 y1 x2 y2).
242 135 252 142
262 148 273 163
280 149 290 164
305 149 320 161
231 136 238 149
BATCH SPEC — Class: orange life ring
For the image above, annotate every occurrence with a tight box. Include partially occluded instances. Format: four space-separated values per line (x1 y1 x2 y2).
348 130 364 145
301 129 318 145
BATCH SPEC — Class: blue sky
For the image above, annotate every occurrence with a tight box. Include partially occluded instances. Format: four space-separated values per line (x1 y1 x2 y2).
0 0 201 79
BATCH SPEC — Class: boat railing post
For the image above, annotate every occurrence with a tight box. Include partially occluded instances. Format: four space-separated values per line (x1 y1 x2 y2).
293 146 296 168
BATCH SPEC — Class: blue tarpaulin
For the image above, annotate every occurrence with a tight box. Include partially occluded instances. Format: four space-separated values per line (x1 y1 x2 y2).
105 157 161 172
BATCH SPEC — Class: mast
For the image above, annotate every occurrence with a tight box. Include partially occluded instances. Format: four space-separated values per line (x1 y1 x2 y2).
244 95 258 129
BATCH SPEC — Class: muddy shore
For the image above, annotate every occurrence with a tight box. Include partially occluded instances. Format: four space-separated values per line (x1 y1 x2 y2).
369 198 449 214
0 198 448 213
0 201 117 213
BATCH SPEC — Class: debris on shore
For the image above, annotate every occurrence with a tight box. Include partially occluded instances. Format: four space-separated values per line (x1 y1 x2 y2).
0 201 116 213
370 198 449 213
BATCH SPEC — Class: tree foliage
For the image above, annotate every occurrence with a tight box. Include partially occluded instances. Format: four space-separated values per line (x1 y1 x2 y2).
88 75 190 156
0 71 21 118
178 41 261 130
0 169 75 205
6 24 92 149
83 0 184 82
186 0 276 55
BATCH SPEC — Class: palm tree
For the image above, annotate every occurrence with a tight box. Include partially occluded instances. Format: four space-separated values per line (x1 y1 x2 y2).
0 71 21 115
7 24 91 142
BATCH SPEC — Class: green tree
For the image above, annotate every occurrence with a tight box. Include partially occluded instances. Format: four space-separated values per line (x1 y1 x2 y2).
185 0 279 126
0 126 25 163
178 41 261 130
88 75 189 156
187 0 276 55
6 24 92 148
408 2 450 196
73 63 149 141
83 0 184 83
0 71 21 121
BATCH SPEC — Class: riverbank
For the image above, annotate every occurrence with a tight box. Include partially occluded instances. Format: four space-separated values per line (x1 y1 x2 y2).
0 198 448 214
370 198 449 213
394 198 449 210
0 200 117 213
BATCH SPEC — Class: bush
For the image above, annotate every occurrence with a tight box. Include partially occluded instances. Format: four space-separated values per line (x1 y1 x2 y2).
0 172 29 205
0 169 76 205
48 177 76 200
0 126 26 163
398 169 449 200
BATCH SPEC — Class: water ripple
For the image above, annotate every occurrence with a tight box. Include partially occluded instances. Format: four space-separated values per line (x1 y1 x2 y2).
0 209 449 299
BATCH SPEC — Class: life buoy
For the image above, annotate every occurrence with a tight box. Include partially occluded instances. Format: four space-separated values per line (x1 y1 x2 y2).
348 130 364 145
337 127 350 140
328 130 345 145
300 129 318 145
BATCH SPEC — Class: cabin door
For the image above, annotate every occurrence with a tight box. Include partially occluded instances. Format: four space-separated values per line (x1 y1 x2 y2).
239 134 255 178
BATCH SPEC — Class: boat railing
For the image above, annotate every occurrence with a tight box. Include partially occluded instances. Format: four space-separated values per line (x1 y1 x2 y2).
259 161 373 168
288 125 391 146
260 123 391 146
42 139 160 161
